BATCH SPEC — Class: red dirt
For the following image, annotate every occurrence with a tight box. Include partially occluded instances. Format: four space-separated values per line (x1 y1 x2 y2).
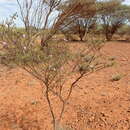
0 41 130 130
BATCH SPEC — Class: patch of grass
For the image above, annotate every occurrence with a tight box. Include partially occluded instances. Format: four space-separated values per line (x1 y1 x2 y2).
56 127 73 130
56 122 73 130
27 79 37 87
111 73 122 82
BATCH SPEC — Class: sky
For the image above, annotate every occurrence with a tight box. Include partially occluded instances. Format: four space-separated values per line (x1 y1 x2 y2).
122 0 130 5
0 0 130 27
0 0 22 26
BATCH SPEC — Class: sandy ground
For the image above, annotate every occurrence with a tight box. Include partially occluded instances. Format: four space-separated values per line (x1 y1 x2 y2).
0 41 130 130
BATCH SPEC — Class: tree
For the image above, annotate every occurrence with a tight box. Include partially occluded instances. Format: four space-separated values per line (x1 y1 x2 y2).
98 0 129 41
60 17 97 41
58 0 97 41
73 18 96 41
0 0 107 129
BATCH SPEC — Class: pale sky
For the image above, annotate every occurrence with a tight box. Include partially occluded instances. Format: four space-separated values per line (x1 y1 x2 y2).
124 0 130 5
0 0 130 27
0 0 21 26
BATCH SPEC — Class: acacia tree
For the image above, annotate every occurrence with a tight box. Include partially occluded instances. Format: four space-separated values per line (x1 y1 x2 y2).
0 0 107 130
58 0 97 41
61 17 97 41
98 0 129 41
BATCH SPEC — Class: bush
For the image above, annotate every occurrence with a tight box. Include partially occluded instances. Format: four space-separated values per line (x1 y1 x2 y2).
111 73 122 82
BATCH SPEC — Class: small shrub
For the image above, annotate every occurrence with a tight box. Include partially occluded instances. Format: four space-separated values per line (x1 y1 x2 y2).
111 73 122 82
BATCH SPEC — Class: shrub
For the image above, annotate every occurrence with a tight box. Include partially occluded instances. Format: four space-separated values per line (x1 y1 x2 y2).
111 73 122 82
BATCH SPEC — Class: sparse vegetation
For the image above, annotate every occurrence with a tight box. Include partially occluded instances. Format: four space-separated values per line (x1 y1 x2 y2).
111 73 122 82
0 0 108 129
0 0 130 130
98 0 130 41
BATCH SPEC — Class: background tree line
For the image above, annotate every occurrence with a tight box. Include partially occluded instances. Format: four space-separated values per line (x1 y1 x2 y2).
58 0 130 41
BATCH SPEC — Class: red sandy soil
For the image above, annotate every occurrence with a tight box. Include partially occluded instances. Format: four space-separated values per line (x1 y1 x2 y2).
0 41 130 130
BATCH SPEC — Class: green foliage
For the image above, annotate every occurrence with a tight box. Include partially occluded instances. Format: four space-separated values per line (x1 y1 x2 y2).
117 24 130 35
58 0 97 41
98 0 130 41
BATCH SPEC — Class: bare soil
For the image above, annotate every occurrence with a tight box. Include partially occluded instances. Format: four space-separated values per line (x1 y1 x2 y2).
0 41 130 130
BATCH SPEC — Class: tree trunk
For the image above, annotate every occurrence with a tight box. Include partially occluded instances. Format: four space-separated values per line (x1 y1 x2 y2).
106 33 113 41
80 36 83 41
45 87 56 130
79 33 85 41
